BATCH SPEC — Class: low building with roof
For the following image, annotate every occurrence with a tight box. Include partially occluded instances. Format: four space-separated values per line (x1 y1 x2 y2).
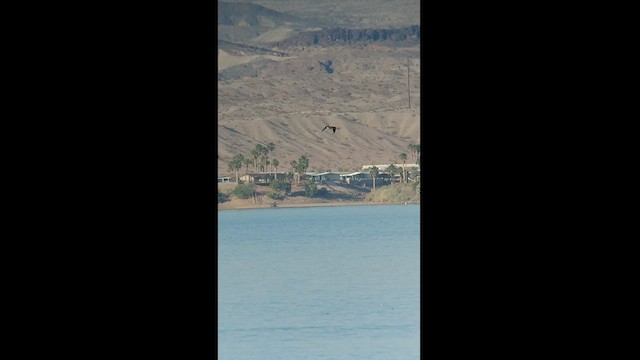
304 171 344 183
336 171 388 188
362 164 420 182
339 171 370 183
239 172 287 185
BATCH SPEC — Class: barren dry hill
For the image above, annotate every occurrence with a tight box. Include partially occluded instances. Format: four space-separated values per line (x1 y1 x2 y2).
220 0 420 29
218 0 420 175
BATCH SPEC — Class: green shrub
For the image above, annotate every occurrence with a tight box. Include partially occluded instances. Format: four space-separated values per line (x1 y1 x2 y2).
304 181 318 197
271 179 291 193
232 183 255 199
268 180 290 199
306 181 317 197
218 192 229 203
267 191 279 200
302 181 329 198
365 182 420 203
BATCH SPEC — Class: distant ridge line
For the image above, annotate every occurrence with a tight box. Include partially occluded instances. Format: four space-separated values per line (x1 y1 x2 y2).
218 40 289 57
270 25 420 48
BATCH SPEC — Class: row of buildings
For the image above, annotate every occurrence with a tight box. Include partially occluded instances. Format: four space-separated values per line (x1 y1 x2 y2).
218 163 420 186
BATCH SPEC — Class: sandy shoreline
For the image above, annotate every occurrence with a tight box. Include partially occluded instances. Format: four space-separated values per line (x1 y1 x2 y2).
218 201 419 211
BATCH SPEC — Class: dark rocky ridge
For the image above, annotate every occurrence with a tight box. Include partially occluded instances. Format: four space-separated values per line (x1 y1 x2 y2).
269 25 420 49
218 1 303 27
219 40 288 57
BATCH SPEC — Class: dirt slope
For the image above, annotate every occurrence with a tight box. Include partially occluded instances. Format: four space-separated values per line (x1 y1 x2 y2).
218 0 420 175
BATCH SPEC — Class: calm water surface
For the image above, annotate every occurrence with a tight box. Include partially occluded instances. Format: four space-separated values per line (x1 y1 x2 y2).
218 204 420 359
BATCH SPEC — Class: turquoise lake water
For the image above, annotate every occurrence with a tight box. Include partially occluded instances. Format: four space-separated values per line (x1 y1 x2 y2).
218 204 420 359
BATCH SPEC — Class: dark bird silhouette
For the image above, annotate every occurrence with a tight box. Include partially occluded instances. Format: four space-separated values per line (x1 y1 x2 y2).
322 125 337 133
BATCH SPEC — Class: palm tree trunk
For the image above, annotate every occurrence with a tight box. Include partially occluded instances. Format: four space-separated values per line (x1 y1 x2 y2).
402 160 407 183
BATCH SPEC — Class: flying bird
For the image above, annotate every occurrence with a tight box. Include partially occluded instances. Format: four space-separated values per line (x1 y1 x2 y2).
322 125 337 133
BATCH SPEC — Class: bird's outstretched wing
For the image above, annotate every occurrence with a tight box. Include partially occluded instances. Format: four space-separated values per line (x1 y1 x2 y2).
322 125 329 132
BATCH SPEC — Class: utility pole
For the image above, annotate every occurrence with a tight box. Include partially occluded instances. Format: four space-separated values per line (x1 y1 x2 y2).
407 57 411 109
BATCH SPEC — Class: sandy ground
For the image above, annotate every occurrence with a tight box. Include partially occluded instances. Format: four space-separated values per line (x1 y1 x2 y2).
218 49 293 71
218 1 420 176
218 43 420 175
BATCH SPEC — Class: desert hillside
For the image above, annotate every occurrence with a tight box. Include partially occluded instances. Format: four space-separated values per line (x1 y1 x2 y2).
220 0 420 29
218 0 420 175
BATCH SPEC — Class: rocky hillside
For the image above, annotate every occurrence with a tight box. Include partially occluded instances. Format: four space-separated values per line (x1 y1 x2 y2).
269 25 420 49
218 0 420 176
218 1 322 44
220 0 420 29
218 2 302 27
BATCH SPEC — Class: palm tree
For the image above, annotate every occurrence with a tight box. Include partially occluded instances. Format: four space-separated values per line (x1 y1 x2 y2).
399 153 407 183
409 167 419 183
272 159 279 179
228 155 243 183
290 155 309 186
251 148 260 173
243 157 252 174
407 144 416 162
260 144 270 172
387 164 399 182
290 160 298 185
369 166 379 192
414 144 421 164
235 154 245 173
227 160 236 182
298 155 309 184
259 154 266 172
253 144 267 172
285 171 294 186
266 142 276 172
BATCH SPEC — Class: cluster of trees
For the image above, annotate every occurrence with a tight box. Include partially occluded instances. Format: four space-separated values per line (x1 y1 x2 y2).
289 155 309 186
250 142 277 174
268 180 290 200
368 166 380 191
224 142 421 198
232 183 255 199
225 151 323 200
228 142 419 184
304 181 328 198
362 145 420 194
227 154 244 183
396 143 420 184
407 143 421 164
367 161 419 192
227 142 279 182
